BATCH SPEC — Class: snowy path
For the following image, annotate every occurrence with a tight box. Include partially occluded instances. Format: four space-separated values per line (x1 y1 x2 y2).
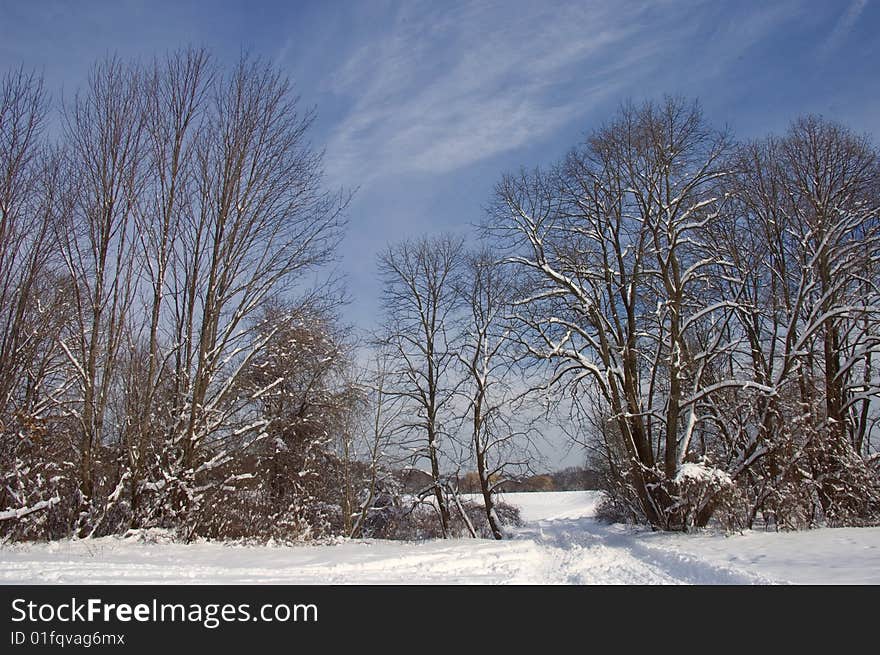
498 492 773 584
1 491 877 584
508 517 772 584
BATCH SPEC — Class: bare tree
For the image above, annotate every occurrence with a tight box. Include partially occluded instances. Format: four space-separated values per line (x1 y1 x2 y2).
377 234 464 537
0 68 50 421
153 55 347 529
214 297 358 541
56 57 145 529
719 117 880 527
343 350 404 538
0 69 72 533
458 249 537 539
490 98 739 529
119 47 214 526
0 51 349 540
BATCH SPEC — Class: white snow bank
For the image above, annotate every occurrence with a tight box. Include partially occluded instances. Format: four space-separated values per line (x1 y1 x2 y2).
492 490 604 522
643 525 880 585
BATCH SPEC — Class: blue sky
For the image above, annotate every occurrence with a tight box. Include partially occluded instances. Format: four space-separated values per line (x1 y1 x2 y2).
2 0 878 333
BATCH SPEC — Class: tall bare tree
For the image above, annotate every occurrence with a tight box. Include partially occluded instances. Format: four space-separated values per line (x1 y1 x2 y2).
1 52 350 540
0 69 60 425
0 69 73 533
490 98 739 529
377 234 464 537
57 57 145 526
719 117 880 526
155 55 347 528
120 47 214 525
458 249 536 539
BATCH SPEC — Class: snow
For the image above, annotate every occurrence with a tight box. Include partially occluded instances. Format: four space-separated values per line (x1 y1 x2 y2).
674 462 733 486
484 490 604 522
642 526 880 585
0 497 61 522
1 491 877 584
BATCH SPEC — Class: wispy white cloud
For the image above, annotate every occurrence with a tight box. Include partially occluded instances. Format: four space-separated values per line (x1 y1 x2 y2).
323 1 661 184
820 0 869 57
322 0 808 186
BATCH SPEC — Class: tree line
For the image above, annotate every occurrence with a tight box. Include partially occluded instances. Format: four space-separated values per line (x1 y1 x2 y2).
1 50 878 541
486 98 880 530
0 50 355 541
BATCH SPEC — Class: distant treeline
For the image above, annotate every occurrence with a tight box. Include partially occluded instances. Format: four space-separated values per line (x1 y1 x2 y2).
452 468 601 494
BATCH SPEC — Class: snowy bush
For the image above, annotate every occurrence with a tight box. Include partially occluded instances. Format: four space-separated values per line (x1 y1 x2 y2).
370 499 522 540
668 462 741 532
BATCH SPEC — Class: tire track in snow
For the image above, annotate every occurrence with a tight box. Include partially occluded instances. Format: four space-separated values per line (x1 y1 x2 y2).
510 515 773 585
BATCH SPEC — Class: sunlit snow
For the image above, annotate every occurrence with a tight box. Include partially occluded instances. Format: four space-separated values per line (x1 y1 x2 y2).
2 491 877 584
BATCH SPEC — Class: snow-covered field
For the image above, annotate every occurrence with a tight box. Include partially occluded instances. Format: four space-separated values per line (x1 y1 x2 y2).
1 491 877 584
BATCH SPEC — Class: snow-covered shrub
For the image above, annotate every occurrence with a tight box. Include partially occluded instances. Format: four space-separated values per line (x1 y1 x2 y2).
733 394 880 531
668 462 740 531
0 415 81 541
478 501 522 535
594 494 635 525
372 499 521 540
805 431 880 527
